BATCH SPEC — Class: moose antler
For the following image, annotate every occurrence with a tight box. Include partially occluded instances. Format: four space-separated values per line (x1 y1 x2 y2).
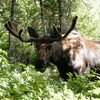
5 16 77 43
5 21 36 42
63 16 78 39
5 21 61 43
52 16 78 39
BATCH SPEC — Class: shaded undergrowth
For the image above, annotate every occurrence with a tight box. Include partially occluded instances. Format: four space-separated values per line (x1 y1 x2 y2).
0 49 100 100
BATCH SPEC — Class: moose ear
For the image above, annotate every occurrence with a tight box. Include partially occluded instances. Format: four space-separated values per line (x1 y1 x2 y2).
28 27 39 38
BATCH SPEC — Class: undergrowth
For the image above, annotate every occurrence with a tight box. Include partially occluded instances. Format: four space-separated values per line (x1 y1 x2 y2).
0 49 100 100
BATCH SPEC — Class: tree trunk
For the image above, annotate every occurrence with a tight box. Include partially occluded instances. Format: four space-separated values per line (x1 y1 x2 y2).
9 0 16 58
58 0 67 34
10 0 16 21
39 0 47 34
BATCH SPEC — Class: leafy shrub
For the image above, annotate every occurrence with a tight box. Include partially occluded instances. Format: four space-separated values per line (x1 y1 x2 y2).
0 57 100 100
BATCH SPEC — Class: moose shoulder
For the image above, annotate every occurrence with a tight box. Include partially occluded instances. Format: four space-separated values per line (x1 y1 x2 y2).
36 32 100 80
5 16 100 80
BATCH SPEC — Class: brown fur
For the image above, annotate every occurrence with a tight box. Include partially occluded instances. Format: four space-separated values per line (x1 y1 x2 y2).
35 31 100 80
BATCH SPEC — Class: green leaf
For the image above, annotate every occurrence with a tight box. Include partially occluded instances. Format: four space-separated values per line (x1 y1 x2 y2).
0 49 8 56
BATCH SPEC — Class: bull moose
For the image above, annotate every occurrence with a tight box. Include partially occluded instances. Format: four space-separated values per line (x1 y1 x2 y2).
5 16 100 80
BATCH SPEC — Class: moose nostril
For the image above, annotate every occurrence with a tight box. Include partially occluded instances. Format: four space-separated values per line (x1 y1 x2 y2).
36 60 44 66
35 59 46 72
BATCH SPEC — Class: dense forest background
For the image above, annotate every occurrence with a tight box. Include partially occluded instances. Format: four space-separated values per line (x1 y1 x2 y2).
0 0 100 99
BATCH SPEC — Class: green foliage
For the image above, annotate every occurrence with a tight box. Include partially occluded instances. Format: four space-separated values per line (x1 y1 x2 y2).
72 0 100 40
0 0 100 99
0 59 100 99
8 40 37 64
0 49 10 76
0 50 100 99
16 0 40 27
67 73 100 99
0 0 10 50
0 49 100 100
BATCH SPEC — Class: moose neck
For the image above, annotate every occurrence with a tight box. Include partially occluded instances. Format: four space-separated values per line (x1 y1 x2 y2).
49 42 63 64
